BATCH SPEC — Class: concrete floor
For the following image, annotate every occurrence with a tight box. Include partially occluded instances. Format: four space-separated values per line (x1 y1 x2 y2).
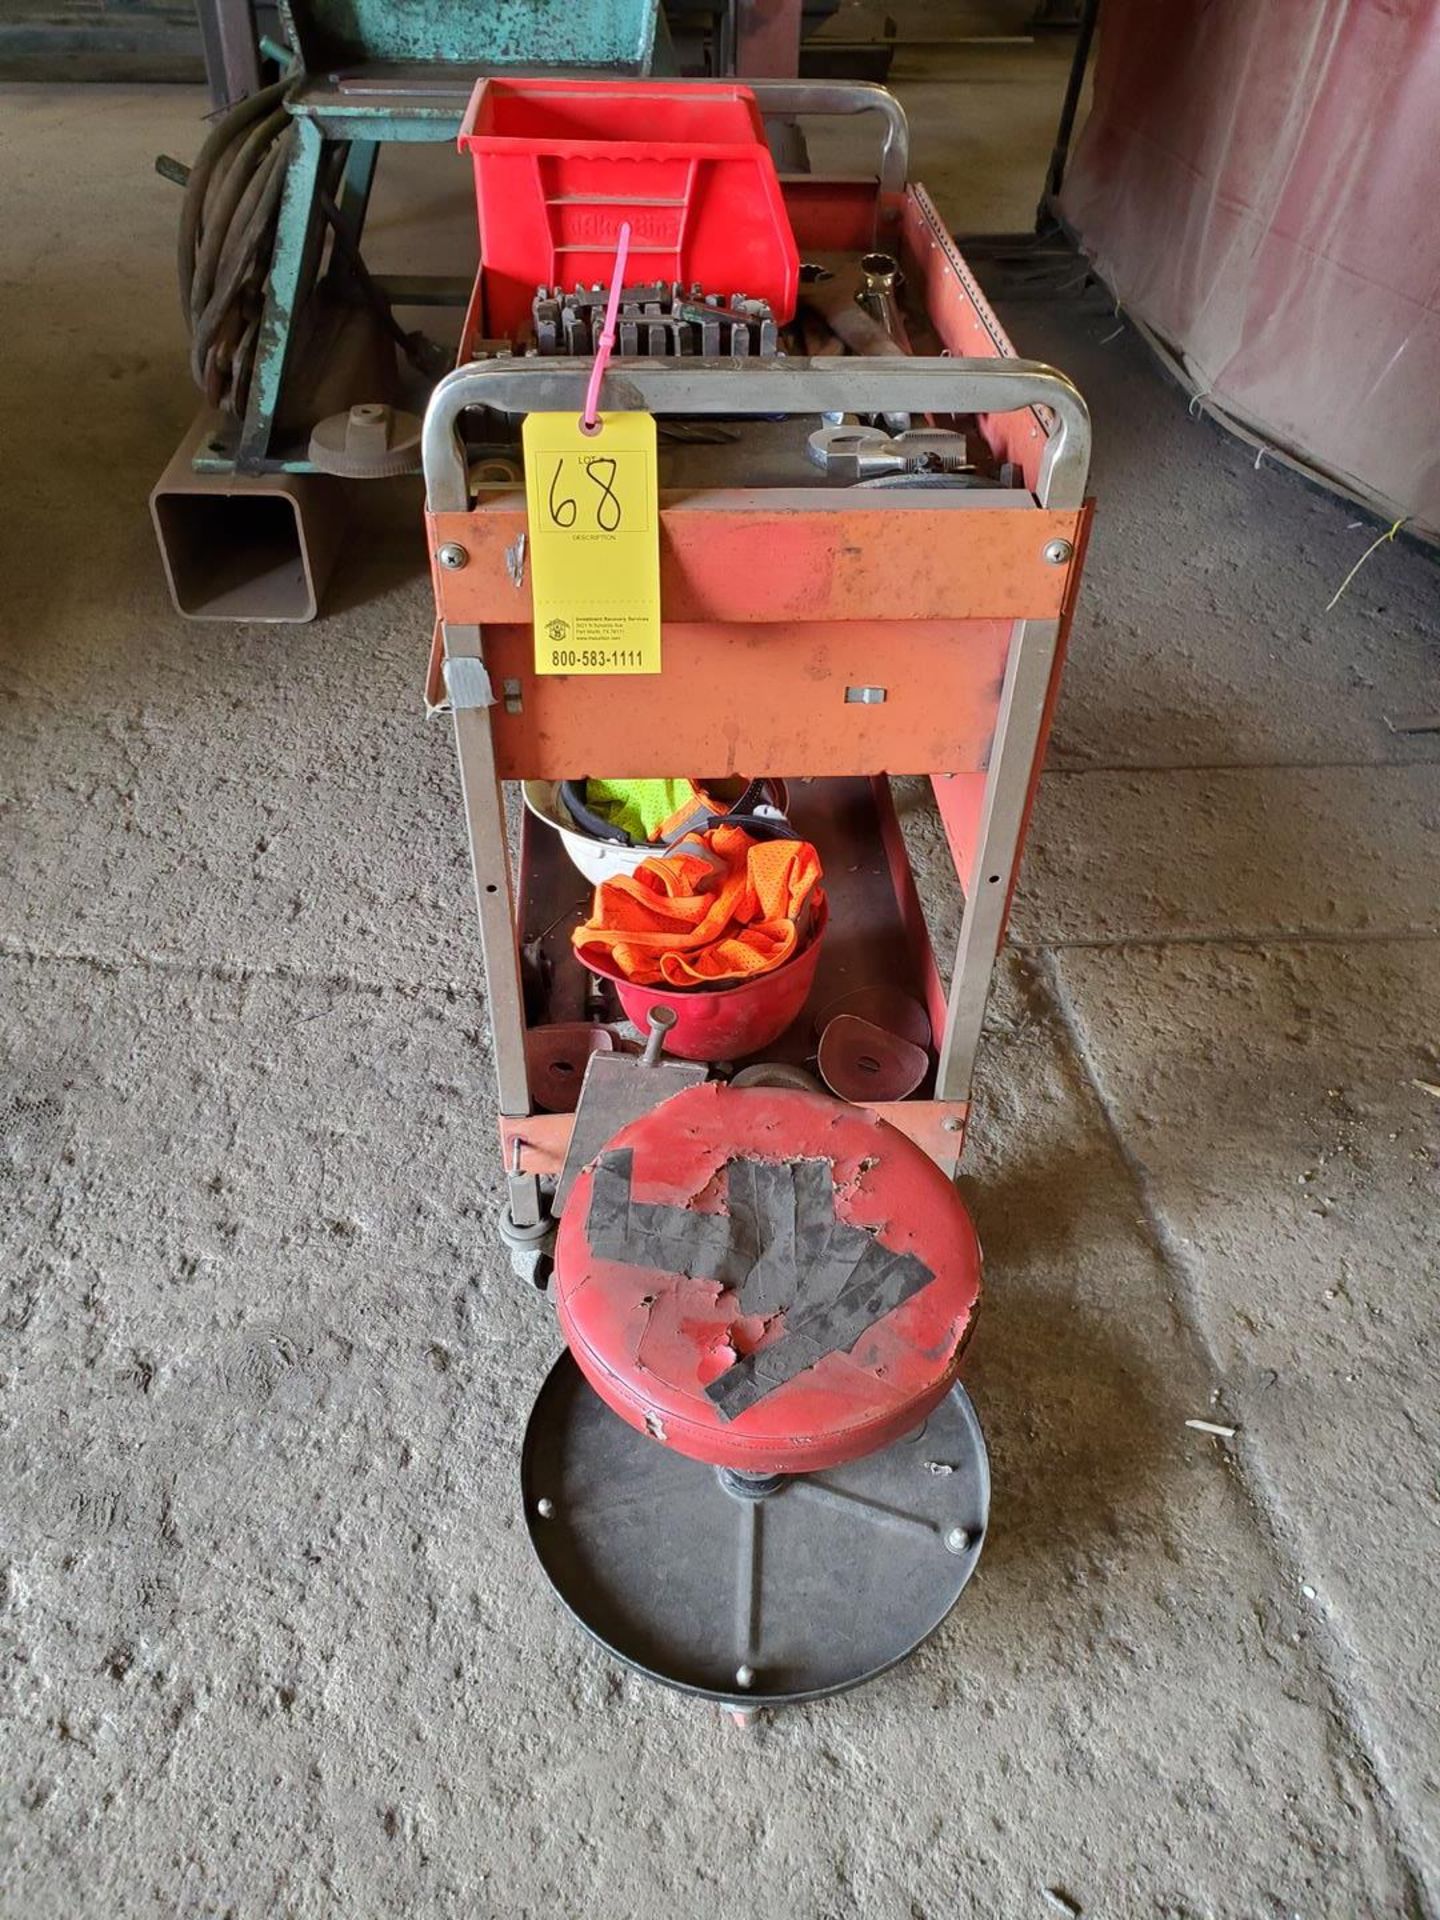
3 54 1439 1920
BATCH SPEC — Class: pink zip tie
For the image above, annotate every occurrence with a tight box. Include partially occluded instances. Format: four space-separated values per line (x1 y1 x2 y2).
581 221 633 433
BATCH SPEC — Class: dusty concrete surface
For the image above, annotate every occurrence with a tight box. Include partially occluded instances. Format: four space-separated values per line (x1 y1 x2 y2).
3 62 1439 1920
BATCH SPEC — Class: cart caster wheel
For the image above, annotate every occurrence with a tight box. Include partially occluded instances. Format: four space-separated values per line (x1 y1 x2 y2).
508 1248 552 1291
498 1207 555 1293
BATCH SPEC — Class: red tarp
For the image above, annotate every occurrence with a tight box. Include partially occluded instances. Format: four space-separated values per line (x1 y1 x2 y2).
1060 0 1440 538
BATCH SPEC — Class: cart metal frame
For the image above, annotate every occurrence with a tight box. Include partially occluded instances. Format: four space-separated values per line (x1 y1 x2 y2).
420 86 1092 1236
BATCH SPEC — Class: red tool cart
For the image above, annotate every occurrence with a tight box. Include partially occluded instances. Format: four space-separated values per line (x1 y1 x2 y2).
422 78 1092 1719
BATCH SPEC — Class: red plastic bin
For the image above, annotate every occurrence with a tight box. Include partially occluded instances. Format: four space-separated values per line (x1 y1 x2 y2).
458 78 800 343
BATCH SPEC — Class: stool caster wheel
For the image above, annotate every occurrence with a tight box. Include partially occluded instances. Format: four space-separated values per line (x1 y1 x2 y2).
726 1706 762 1732
498 1206 555 1292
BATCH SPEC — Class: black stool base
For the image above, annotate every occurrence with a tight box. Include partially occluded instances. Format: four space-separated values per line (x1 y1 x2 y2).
520 1352 990 1709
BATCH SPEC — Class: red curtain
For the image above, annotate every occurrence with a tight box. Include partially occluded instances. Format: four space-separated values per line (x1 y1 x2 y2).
1061 0 1440 537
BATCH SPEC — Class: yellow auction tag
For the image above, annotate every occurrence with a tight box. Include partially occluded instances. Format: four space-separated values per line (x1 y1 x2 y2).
522 410 661 676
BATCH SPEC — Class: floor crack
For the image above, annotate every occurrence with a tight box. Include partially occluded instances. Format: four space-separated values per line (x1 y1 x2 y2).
1031 943 1437 1920
1011 925 1440 953
0 937 476 1005
1046 756 1440 775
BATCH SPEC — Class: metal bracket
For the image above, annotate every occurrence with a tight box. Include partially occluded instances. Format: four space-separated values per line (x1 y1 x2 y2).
807 423 972 482
744 79 910 197
443 654 496 710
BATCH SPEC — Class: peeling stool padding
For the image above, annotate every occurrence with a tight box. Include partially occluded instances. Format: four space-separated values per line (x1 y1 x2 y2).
553 1082 982 1473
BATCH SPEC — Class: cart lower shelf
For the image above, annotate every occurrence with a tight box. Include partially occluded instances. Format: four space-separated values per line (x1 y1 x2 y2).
517 772 951 1086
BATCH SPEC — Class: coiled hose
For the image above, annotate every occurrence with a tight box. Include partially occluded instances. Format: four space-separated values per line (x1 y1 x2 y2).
177 78 294 416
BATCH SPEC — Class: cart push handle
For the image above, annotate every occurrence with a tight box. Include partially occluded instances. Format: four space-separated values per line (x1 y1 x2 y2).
421 356 1092 515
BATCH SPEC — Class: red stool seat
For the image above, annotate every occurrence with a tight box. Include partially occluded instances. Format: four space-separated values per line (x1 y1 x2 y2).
554 1082 982 1474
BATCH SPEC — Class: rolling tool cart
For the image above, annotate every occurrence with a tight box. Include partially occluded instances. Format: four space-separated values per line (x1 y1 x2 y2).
422 77 1092 1719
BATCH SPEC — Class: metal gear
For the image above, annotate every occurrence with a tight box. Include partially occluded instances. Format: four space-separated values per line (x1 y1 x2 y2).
307 403 423 479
